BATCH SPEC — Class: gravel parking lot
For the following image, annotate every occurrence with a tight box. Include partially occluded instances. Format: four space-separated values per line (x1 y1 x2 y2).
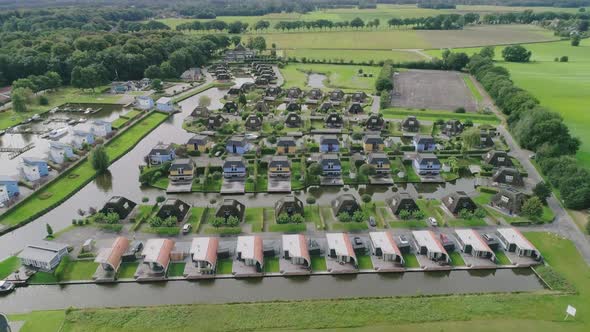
391 69 477 111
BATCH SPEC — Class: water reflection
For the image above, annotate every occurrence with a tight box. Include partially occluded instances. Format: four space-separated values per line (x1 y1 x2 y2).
94 171 113 193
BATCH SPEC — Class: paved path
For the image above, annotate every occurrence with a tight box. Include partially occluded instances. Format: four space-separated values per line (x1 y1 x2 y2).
370 95 380 113
471 75 590 265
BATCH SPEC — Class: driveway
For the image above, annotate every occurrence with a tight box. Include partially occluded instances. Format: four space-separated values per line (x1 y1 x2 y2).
221 178 246 194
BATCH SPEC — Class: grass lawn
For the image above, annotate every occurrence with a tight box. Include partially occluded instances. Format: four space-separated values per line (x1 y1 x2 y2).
381 107 499 124
0 256 20 279
28 271 58 284
448 252 466 267
280 63 379 92
61 261 98 281
168 263 186 277
389 220 427 229
245 207 264 232
330 221 368 232
216 259 233 275
310 255 327 272
8 310 66 332
0 111 168 228
447 218 487 227
118 262 139 279
263 257 280 273
284 48 423 63
356 255 374 270
402 253 420 268
494 251 512 265
187 207 206 232
463 74 483 102
304 205 324 230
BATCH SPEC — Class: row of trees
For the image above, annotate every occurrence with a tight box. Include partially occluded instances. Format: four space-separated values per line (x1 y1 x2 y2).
466 48 590 209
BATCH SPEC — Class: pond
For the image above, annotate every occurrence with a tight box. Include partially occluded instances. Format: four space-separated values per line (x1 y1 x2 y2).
307 73 328 89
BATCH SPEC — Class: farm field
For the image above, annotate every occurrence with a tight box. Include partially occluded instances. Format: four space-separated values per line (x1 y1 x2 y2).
280 63 379 92
283 49 423 63
428 40 590 167
255 25 556 51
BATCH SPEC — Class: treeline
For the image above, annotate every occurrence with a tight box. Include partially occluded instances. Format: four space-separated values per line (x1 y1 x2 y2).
466 49 590 209
0 30 229 87
377 0 590 8
481 9 590 25
417 1 457 9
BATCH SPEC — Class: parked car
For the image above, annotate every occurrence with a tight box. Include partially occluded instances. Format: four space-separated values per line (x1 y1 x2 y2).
0 280 15 294
483 233 495 242
182 224 192 234
368 216 376 227
398 235 409 245
428 217 438 227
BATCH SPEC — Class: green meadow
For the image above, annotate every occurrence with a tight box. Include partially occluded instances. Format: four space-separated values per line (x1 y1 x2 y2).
283 49 423 63
280 63 379 92
428 40 590 167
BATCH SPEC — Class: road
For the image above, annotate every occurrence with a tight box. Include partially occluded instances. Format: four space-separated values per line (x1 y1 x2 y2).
472 75 590 264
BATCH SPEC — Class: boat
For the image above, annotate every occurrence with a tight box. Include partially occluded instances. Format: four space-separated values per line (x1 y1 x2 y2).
0 280 15 294
0 130 5 136
78 118 87 123
47 127 68 140
84 110 91 114
67 119 77 125
31 114 41 121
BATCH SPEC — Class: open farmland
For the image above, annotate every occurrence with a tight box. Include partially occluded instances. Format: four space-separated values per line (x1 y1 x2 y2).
428 40 590 167
283 49 424 63
391 70 478 111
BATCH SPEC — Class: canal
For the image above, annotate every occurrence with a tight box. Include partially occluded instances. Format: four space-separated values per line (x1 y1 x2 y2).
0 269 545 313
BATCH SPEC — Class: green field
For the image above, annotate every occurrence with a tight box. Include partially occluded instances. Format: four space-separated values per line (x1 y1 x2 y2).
381 107 500 124
284 48 423 63
428 40 590 167
0 256 20 279
0 112 169 228
281 63 379 92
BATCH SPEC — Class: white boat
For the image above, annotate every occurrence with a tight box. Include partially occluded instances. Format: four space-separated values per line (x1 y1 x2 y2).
0 280 15 294
78 118 87 123
47 127 68 140
31 114 41 121
84 110 91 114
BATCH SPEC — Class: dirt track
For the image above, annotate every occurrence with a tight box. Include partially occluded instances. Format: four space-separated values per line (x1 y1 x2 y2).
391 69 477 111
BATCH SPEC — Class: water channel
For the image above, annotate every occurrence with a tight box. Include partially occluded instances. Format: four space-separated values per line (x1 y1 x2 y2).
0 269 544 313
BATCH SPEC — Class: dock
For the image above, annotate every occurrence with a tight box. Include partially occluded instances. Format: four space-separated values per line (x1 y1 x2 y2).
0 143 36 159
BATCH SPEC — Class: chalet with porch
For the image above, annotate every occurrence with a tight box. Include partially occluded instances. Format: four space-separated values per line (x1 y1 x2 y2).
491 188 527 215
329 89 345 104
492 167 524 186
216 199 246 222
100 196 137 219
191 106 209 118
275 195 304 217
325 112 343 128
387 191 419 215
363 134 384 152
401 115 420 132
483 150 513 168
223 156 247 178
367 153 390 175
442 191 477 214
319 102 333 112
245 115 262 131
366 114 384 131
286 101 301 112
269 155 291 178
253 101 270 114
331 194 360 216
156 199 190 222
264 86 282 101
285 112 302 128
148 143 176 165
276 137 297 154
442 119 464 137
207 114 227 130
412 153 441 176
222 101 238 113
320 135 339 153
320 154 342 177
347 102 363 114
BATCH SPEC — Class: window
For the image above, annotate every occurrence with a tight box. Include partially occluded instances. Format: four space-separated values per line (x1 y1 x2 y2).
506 175 514 182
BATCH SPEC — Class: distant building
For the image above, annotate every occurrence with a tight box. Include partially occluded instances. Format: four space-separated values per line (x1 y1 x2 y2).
326 233 357 266
442 191 477 215
245 115 262 131
282 234 311 268
331 194 360 216
491 188 527 215
253 101 270 114
320 135 339 153
48 141 74 164
369 231 404 264
156 97 174 113
136 96 154 110
189 237 219 275
412 153 441 176
140 238 175 275
148 143 176 165
455 229 496 261
325 112 343 128
365 114 384 131
347 102 363 114
329 89 345 103
307 88 323 103
20 157 49 182
236 236 264 272
207 114 228 130
320 154 341 177
351 91 367 103
91 120 112 137
216 199 246 222
286 102 301 112
275 195 304 217
412 230 449 264
186 135 212 153
264 86 282 101
276 137 297 154
18 241 69 271
401 116 420 132
72 130 94 148
169 158 195 182
387 191 419 215
319 102 333 113
363 134 384 152
413 135 436 152
496 228 541 260
483 150 513 168
442 119 464 137
367 152 390 175
269 155 291 178
492 167 524 186
100 196 137 219
156 199 190 222
285 112 302 128
222 101 238 113
0 176 19 199
226 136 250 155
190 106 209 119
286 87 303 100
224 44 256 62
223 156 247 178
479 130 495 148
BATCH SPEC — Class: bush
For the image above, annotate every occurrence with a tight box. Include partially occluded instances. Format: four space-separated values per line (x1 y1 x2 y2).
211 216 240 227
352 210 365 223
338 212 352 223
277 213 304 224
473 208 487 219
361 194 372 203
399 209 412 220
459 209 473 220
142 197 149 203
156 196 166 203
454 107 466 113
560 56 569 62
306 196 316 204
412 210 425 220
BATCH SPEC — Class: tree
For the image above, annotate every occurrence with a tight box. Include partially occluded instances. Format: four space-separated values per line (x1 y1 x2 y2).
238 93 247 106
46 223 53 237
522 196 543 220
444 52 470 71
230 36 241 46
151 79 163 92
247 36 267 51
399 209 412 220
90 145 110 173
502 45 532 63
361 194 372 203
199 95 211 107
307 162 322 177
144 65 162 79
375 77 393 92
460 127 481 150
71 64 107 90
571 35 581 47
254 20 270 30
11 87 31 112
586 216 590 234
359 164 376 177
350 17 365 28
533 182 551 203
479 46 495 59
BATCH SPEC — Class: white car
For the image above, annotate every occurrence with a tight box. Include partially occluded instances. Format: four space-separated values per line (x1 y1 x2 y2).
182 224 192 234
428 217 438 227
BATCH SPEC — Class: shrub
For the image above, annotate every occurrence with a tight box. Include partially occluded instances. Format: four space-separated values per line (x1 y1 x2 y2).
338 212 352 223
454 107 466 113
306 196 316 204
142 197 149 203
458 209 473 220
473 208 487 219
412 210 425 220
352 210 365 223
156 196 166 203
399 209 412 220
560 56 569 62
361 194 372 203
